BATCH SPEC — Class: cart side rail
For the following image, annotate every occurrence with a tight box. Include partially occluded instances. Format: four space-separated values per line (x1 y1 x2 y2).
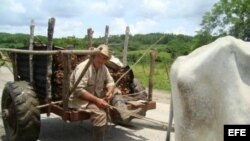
0 48 100 55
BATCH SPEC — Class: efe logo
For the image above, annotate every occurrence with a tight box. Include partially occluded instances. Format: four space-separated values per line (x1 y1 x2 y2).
224 125 250 141
228 129 246 136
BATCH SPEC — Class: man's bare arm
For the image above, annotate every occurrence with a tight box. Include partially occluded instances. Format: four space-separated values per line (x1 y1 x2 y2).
79 92 108 109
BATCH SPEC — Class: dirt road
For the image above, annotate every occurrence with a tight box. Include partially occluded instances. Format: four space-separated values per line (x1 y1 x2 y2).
0 66 175 141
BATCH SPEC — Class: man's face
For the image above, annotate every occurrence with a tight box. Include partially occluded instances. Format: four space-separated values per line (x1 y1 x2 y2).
93 54 109 69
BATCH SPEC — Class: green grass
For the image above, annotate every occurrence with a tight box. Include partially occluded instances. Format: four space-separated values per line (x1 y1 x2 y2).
132 63 171 91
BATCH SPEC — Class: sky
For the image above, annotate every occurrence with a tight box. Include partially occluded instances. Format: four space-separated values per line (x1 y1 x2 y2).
0 0 219 38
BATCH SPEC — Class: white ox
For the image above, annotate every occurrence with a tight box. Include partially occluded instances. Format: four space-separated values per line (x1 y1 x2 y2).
170 36 250 141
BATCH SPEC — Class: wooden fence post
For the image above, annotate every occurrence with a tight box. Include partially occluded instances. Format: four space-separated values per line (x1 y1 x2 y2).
148 49 157 101
123 26 129 66
104 25 109 45
62 54 71 111
29 19 35 83
12 53 18 81
46 17 55 116
87 28 93 48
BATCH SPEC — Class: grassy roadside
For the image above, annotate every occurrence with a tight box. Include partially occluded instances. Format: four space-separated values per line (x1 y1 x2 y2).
132 63 171 91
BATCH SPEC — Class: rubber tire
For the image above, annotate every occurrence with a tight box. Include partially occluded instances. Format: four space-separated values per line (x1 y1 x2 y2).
1 81 40 141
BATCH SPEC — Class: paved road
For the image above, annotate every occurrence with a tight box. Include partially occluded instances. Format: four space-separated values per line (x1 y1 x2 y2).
0 66 175 141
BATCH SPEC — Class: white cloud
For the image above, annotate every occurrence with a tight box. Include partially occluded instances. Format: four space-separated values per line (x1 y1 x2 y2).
54 19 84 37
34 0 43 5
172 26 189 35
130 19 158 34
0 0 220 37
142 0 169 14
89 1 108 14
109 18 158 35
87 0 128 17
134 0 169 19
110 18 127 35
5 0 26 14
166 0 218 18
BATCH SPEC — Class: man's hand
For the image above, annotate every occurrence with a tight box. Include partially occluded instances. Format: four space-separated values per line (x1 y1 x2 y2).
104 86 115 102
104 91 113 102
79 91 109 109
95 98 109 109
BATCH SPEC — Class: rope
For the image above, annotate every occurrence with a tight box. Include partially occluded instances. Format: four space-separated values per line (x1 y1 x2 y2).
106 35 166 128
105 106 113 132
108 104 168 129
120 90 147 101
125 90 146 96
115 35 165 85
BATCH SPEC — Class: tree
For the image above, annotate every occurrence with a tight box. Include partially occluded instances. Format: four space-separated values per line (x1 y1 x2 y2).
190 31 216 51
200 0 250 40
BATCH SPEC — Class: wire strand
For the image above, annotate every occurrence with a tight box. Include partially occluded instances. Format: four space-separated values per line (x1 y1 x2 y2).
115 35 165 85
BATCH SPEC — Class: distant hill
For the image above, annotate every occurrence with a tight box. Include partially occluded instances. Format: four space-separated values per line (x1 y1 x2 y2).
0 32 217 64
0 32 217 90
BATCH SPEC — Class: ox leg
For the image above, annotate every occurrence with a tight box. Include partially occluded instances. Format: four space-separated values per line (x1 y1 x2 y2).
166 93 174 141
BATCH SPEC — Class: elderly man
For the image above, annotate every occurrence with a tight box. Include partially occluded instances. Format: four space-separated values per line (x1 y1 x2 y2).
69 44 140 141
69 44 114 141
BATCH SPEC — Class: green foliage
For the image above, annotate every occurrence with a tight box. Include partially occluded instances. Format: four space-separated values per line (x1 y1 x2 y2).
54 36 87 49
109 35 124 44
190 31 217 51
0 33 29 48
132 63 171 91
200 0 250 39
0 32 219 91
156 52 171 63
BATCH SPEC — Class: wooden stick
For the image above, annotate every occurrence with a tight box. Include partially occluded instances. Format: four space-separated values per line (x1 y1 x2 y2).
87 28 93 48
36 100 173 131
29 19 35 83
108 105 170 130
69 57 93 94
62 54 71 110
12 53 18 81
46 17 55 116
122 26 129 66
0 48 100 55
37 58 92 109
36 101 62 109
104 25 109 45
148 49 157 101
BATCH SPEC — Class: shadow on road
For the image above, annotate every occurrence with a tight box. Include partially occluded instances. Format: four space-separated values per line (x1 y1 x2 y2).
107 126 148 141
38 116 149 141
1 117 151 141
